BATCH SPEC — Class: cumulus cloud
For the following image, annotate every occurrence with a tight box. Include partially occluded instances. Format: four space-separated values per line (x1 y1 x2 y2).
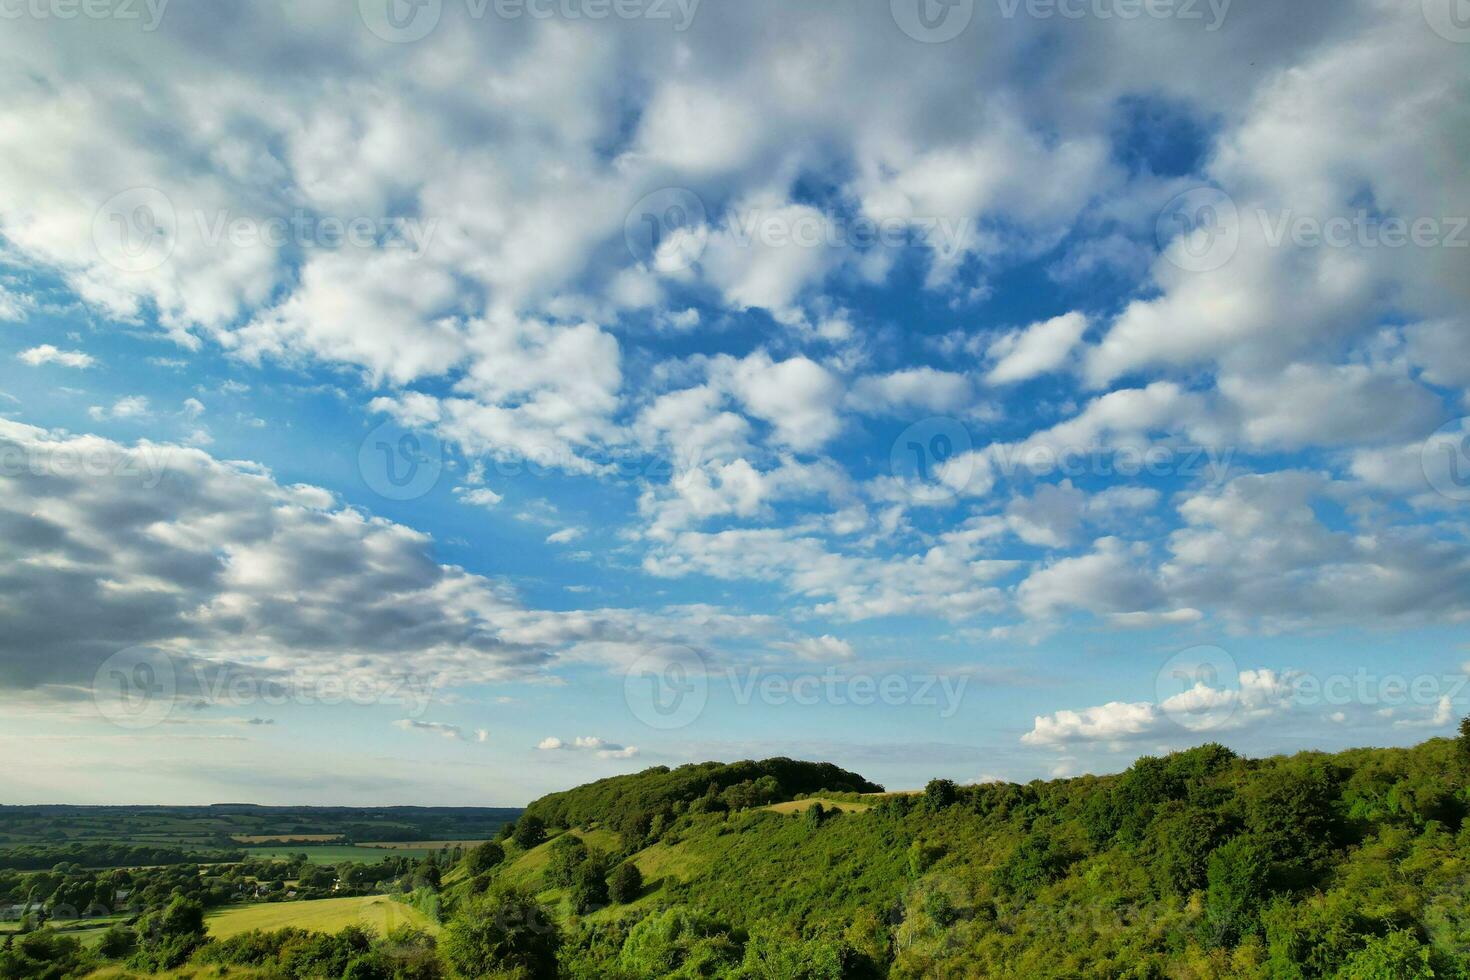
984 313 1088 385
19 345 95 369
537 735 638 759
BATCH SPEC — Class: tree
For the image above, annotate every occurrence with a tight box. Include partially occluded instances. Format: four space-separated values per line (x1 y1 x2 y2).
463 841 505 876
131 896 207 971
923 779 958 810
570 857 609 914
1205 837 1269 947
1459 715 1470 764
544 835 588 889
440 890 559 980
607 862 643 905
511 815 547 850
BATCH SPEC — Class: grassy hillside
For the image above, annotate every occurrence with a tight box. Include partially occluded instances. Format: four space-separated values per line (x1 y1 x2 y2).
8 736 1470 978
519 739 1470 977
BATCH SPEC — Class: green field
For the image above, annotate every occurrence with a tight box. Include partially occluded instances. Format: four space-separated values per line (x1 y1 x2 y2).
205 896 437 939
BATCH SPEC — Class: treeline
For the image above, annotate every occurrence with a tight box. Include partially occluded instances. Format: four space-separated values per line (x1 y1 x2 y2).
0 843 244 872
522 758 881 834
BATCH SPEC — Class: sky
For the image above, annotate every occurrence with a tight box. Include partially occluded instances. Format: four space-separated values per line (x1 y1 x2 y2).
0 0 1468 805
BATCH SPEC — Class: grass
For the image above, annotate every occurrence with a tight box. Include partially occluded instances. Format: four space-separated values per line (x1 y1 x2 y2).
205 896 437 939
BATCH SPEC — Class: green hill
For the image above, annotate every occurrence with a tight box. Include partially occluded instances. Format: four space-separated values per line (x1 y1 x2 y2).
520 758 883 835
478 738 1470 977
10 737 1470 978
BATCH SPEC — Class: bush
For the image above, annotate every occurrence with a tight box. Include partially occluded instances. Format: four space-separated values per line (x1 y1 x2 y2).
439 889 559 980
607 863 643 905
511 816 547 851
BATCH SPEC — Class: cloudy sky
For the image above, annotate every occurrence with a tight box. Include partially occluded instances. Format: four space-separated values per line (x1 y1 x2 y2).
1 0 1468 804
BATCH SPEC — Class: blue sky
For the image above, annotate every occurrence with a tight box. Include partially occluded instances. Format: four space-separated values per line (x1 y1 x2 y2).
0 0 1468 804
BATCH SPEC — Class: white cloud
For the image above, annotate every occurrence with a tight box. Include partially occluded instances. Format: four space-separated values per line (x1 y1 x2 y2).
394 719 463 741
456 487 505 509
547 528 585 545
772 635 856 662
724 351 844 453
88 396 151 421
985 313 1088 385
849 368 973 415
537 735 638 759
18 345 95 369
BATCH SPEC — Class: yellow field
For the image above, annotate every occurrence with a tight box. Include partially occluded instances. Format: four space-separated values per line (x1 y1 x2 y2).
231 834 342 844
205 896 437 939
761 798 872 815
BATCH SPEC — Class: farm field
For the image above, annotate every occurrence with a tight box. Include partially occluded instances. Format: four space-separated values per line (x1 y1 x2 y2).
356 840 487 850
760 797 873 815
231 834 343 844
204 896 437 939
